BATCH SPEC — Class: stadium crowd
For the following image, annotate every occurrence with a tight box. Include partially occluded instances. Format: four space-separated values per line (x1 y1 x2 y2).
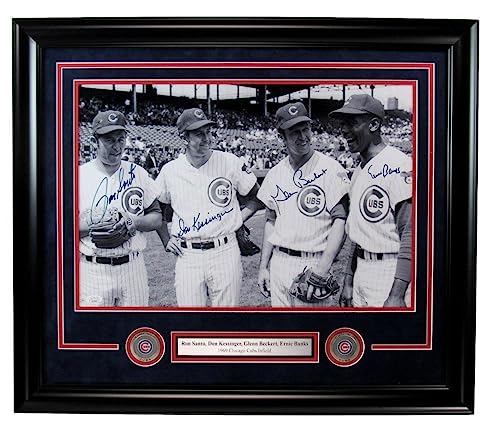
79 93 411 176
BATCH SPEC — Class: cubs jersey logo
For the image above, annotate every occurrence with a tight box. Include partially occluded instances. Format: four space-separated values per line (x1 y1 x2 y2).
359 185 390 223
297 185 326 217
208 177 232 207
121 187 144 215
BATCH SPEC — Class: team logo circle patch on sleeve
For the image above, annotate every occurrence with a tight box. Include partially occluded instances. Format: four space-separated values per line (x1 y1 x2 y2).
121 187 144 215
297 185 326 217
359 185 390 222
125 327 165 367
208 177 232 207
325 328 365 367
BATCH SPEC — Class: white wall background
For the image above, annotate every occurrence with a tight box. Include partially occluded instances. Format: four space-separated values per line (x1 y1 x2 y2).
2 1 494 431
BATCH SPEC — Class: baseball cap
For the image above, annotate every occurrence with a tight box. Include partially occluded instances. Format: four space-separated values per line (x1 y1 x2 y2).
329 94 385 120
92 110 127 135
275 102 312 130
176 108 215 133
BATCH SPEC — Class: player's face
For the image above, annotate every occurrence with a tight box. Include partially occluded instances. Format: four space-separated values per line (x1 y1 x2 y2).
186 125 212 156
339 115 375 154
96 130 126 167
282 121 313 159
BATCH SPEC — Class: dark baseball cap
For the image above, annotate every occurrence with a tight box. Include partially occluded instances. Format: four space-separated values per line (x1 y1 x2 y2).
329 94 385 120
176 108 215 133
92 110 127 135
275 102 312 130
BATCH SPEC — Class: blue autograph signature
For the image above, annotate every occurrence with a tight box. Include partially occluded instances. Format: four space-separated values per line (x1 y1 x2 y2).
90 164 137 223
293 168 328 188
177 208 234 237
367 164 401 180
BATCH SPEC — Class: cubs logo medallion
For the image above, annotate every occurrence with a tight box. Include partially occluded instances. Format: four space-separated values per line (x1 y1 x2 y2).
325 328 365 367
359 185 390 222
125 327 165 367
208 177 232 207
297 185 326 217
121 187 144 215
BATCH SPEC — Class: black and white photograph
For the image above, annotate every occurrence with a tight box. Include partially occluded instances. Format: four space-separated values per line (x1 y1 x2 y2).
77 82 414 309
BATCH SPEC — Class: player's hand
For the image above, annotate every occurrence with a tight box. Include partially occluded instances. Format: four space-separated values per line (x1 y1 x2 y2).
383 295 406 307
258 268 271 298
165 237 184 256
340 274 354 307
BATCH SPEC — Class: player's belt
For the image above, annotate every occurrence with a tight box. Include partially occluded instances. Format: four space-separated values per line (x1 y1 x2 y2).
181 236 228 250
278 246 319 258
356 248 397 261
83 252 139 266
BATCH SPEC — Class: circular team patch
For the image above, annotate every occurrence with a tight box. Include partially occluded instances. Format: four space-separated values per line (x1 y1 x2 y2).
208 177 232 207
297 185 326 217
125 328 165 367
359 185 390 223
325 328 365 367
121 187 144 215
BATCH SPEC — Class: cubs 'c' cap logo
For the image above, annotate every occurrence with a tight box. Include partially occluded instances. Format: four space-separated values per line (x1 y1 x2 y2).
208 177 232 207
288 105 299 116
121 187 144 215
194 109 205 119
400 170 412 184
125 327 165 367
359 185 390 223
108 112 119 122
325 328 365 367
297 185 326 217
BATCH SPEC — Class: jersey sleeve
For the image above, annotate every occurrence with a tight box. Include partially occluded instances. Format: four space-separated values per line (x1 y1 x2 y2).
154 165 171 204
232 155 257 196
325 160 351 213
389 154 412 209
256 170 278 212
136 165 160 208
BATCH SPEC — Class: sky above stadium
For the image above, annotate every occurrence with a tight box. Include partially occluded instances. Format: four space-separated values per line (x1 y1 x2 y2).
83 84 413 112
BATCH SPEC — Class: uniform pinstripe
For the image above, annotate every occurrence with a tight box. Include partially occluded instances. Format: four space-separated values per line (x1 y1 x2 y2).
155 150 256 307
346 145 412 306
258 151 350 307
79 160 158 307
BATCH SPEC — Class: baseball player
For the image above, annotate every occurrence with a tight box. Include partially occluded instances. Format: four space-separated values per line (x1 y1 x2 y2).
79 110 162 307
257 102 350 307
329 94 412 307
155 108 262 307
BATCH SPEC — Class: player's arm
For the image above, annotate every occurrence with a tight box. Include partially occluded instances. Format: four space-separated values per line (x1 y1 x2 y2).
384 198 412 307
129 199 162 232
257 207 276 298
314 194 348 275
79 213 90 238
240 182 265 223
340 240 357 307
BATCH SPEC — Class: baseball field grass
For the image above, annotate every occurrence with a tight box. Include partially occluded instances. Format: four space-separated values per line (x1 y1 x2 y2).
143 211 349 307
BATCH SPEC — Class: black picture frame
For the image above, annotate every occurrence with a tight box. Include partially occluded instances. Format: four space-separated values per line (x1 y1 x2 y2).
13 18 478 414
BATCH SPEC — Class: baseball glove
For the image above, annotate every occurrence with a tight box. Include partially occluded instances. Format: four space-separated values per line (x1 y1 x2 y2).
236 224 260 256
289 267 340 303
88 207 135 249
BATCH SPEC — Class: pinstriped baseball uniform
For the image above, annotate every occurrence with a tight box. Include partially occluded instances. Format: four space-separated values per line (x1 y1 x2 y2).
79 160 159 307
155 150 257 307
258 151 350 307
346 145 412 306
